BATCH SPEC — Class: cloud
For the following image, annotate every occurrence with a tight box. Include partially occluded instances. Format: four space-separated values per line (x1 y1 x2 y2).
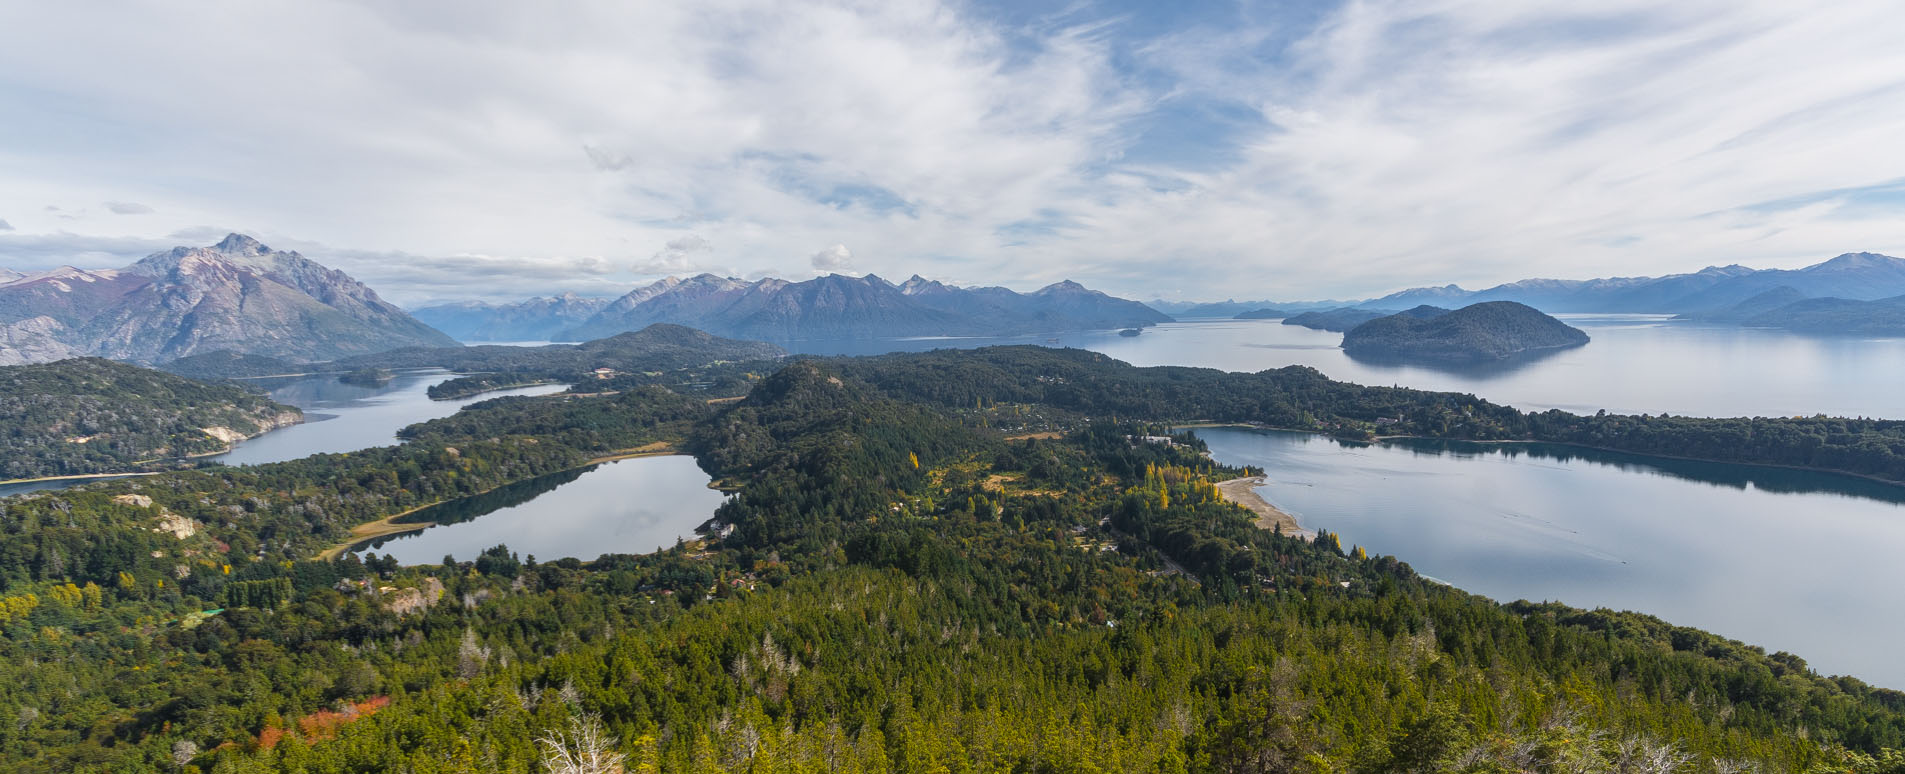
582 145 633 172
0 1 1900 301
631 235 715 275
104 201 154 215
810 243 853 274
0 219 11 231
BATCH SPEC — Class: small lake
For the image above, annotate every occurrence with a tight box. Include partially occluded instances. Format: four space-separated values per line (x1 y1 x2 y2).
208 370 568 466
780 317 1905 420
351 455 728 564
1192 425 1905 689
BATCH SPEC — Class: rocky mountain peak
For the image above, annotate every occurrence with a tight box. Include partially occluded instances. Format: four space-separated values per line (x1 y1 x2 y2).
214 233 270 256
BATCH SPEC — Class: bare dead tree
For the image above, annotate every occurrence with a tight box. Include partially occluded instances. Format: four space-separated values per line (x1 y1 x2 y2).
538 713 627 774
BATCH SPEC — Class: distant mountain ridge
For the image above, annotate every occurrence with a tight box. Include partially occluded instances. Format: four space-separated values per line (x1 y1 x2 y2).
412 293 611 342
0 234 458 364
552 272 1170 342
1371 252 1905 314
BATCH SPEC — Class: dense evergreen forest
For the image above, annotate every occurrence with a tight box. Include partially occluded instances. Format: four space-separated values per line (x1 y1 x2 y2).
832 347 1905 484
0 350 1901 771
0 358 301 482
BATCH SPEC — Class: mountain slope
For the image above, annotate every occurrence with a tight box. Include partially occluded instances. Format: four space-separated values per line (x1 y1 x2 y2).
559 272 1167 341
1281 307 1399 331
1744 294 1905 335
0 234 458 364
1343 301 1589 360
0 357 301 480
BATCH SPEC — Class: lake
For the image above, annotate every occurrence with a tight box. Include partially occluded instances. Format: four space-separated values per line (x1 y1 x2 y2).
0 370 568 498
1192 425 1905 689
207 370 568 466
350 455 727 564
780 317 1905 420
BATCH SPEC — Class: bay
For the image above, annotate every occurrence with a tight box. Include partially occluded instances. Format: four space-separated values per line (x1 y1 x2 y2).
1192 425 1905 689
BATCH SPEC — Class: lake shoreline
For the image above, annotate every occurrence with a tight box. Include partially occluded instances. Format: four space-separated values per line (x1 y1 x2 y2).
1215 475 1314 540
1177 422 1905 492
316 443 682 560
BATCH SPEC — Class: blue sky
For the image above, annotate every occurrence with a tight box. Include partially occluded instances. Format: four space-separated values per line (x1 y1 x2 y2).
2 0 1902 304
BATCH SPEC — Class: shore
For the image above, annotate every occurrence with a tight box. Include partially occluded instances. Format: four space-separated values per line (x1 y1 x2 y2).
314 442 681 560
0 471 161 487
1216 475 1314 540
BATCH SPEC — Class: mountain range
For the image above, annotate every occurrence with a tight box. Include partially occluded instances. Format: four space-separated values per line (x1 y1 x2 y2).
442 273 1171 343
1370 252 1905 314
0 234 457 365
411 293 611 342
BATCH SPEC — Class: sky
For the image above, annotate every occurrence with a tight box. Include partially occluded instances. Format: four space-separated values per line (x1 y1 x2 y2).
2 0 1903 306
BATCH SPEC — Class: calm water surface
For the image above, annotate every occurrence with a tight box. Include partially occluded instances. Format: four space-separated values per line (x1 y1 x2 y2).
1193 425 1905 689
352 456 726 564
787 317 1905 419
1 370 567 497
208 370 568 466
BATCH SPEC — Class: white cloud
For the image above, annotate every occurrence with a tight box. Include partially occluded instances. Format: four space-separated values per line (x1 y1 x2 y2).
0 0 1899 301
105 201 153 215
810 243 853 274
632 235 716 275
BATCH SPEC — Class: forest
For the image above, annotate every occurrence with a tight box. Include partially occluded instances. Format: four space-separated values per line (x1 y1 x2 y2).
831 346 1905 483
0 354 1900 771
0 358 301 481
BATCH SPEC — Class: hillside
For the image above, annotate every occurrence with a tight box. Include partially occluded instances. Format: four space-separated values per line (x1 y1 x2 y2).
0 350 1901 771
1744 294 1905 335
331 323 787 399
558 272 1170 341
1280 306 1397 331
0 358 301 481
0 234 458 364
1343 301 1589 361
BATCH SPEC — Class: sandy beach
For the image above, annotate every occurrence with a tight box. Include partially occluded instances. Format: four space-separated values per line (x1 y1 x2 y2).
1216 475 1314 540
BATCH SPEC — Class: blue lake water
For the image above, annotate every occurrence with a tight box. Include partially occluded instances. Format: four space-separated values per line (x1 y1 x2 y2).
1192 426 1905 689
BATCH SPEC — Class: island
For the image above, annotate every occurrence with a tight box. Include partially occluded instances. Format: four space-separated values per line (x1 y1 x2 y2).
1341 301 1589 361
1281 306 1400 331
336 367 394 387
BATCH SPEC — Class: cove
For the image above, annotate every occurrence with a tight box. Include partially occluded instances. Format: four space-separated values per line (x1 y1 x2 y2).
351 455 728 564
1192 425 1905 690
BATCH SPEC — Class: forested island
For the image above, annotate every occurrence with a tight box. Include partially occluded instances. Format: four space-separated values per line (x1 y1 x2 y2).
0 358 301 482
1341 301 1590 361
0 346 1902 771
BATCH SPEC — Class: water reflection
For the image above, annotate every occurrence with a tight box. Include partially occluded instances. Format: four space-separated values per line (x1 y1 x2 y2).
352 456 728 564
209 370 567 466
1193 426 1905 689
1341 344 1578 378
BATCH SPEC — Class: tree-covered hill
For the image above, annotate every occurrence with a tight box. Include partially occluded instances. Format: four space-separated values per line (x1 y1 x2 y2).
1342 301 1589 361
0 358 301 481
0 350 1901 771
